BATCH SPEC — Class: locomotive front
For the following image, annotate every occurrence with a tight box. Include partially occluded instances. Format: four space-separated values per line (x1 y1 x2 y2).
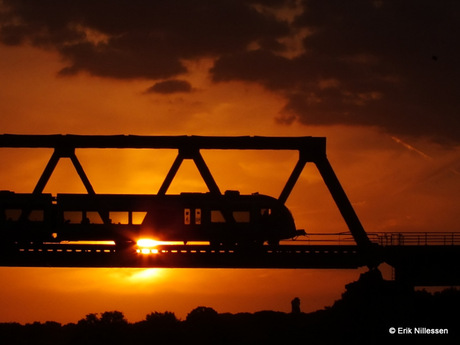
139 191 303 246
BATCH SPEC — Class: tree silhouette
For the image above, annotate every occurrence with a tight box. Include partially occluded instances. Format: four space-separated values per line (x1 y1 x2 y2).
100 311 127 326
77 313 99 326
186 306 218 323
145 311 178 325
1 282 459 345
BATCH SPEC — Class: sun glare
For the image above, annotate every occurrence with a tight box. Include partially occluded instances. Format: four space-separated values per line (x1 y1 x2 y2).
137 239 159 248
129 268 162 281
136 238 185 254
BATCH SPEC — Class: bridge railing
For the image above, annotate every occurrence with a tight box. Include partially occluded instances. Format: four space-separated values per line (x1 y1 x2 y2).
287 232 460 246
285 232 358 246
368 232 460 246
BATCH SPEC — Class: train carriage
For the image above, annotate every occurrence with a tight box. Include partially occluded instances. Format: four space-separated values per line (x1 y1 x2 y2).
1 190 303 248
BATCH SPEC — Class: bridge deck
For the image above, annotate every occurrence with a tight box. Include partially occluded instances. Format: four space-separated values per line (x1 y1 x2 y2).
2 238 460 286
0 243 366 269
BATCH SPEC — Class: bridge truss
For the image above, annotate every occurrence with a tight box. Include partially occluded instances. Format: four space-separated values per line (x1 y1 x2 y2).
2 134 460 287
0 134 374 267
0 134 371 247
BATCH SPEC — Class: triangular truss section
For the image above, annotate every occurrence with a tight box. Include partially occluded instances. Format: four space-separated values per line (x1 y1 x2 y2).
33 147 95 195
158 147 220 195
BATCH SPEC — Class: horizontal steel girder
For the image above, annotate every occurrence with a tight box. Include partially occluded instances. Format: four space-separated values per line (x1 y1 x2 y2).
0 134 325 156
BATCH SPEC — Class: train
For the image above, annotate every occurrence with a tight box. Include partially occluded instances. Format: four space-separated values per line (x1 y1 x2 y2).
0 190 304 248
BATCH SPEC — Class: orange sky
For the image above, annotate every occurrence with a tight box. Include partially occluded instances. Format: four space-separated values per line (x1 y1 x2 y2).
1 1 459 323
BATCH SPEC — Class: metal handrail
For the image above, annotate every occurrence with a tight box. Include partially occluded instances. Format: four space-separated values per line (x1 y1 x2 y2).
370 232 460 246
288 232 460 246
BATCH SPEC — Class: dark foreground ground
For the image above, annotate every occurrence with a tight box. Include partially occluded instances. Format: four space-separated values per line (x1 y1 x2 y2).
1 270 459 345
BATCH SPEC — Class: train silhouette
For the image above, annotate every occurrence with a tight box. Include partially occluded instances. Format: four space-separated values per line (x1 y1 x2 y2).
1 190 304 248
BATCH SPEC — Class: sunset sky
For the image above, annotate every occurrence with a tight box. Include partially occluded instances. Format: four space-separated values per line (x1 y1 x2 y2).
1 0 459 323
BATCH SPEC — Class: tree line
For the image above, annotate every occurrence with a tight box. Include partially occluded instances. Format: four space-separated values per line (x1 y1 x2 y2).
1 270 459 344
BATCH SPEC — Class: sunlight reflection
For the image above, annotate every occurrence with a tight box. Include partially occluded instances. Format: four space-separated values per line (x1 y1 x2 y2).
129 268 162 282
136 239 186 255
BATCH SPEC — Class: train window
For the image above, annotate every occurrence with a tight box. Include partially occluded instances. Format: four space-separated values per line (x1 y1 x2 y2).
64 211 82 224
233 211 250 223
195 208 202 225
184 208 191 225
28 210 44 222
261 208 272 216
5 209 22 221
87 212 103 224
110 211 129 224
132 212 147 225
211 210 225 223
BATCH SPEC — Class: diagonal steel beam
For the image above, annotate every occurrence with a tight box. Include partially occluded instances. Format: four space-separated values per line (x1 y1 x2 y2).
314 156 372 249
278 157 307 204
68 151 96 195
33 148 96 195
33 150 61 194
158 149 221 195
192 151 221 195
157 153 184 195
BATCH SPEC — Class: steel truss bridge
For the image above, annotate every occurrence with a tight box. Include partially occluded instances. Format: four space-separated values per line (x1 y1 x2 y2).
1 134 459 287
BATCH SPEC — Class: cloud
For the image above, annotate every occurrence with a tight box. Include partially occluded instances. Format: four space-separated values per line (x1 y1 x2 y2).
211 0 460 145
146 79 192 94
1 0 459 144
0 0 290 80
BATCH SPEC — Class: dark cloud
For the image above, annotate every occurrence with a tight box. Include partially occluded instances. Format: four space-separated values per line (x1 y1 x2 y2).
1 0 459 143
212 0 460 145
0 0 290 80
146 79 192 94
